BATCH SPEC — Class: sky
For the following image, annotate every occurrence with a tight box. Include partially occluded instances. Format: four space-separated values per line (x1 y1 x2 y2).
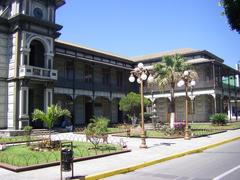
56 0 240 68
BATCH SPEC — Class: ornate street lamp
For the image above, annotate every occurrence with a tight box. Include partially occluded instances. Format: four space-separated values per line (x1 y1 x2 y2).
177 70 196 140
129 63 153 148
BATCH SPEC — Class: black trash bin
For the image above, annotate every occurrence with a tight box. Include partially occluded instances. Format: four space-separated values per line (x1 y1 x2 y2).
61 148 73 172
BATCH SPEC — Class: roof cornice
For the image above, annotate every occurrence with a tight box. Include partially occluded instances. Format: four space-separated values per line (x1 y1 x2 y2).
55 40 133 64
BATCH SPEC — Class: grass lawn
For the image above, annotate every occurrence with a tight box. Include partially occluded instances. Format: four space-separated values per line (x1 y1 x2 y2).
107 127 126 133
0 136 40 143
190 121 240 130
75 127 125 134
123 128 225 138
146 129 224 138
0 142 121 167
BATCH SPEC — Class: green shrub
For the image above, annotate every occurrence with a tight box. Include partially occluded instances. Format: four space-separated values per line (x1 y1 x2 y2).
23 126 32 146
160 125 175 136
23 125 33 133
209 113 228 125
85 116 110 149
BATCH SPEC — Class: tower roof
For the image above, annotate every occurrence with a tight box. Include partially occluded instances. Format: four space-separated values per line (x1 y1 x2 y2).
55 0 65 8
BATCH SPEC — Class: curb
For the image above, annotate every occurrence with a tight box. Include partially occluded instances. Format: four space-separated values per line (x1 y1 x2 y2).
80 136 240 180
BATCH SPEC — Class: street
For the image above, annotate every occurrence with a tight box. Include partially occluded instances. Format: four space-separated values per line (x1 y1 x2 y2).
104 140 240 180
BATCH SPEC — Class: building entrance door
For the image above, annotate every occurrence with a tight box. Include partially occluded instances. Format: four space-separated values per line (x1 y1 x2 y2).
29 88 44 128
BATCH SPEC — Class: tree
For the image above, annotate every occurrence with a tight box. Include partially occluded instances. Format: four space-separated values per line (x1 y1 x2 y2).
220 0 240 33
32 104 71 141
153 54 189 128
119 92 150 123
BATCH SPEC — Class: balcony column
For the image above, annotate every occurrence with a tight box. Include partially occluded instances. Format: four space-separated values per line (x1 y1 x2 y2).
19 86 29 129
234 74 238 120
212 62 216 89
220 95 223 113
211 94 217 114
44 53 54 69
227 75 232 120
44 88 53 112
92 64 95 116
110 94 113 122
20 48 30 65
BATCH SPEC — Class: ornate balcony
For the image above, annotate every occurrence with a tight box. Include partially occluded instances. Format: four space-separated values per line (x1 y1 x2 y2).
19 65 58 80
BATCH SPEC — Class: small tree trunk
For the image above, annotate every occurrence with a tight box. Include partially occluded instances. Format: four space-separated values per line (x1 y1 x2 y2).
170 85 175 129
49 129 51 144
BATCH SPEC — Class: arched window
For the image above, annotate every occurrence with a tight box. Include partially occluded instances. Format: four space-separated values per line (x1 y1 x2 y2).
29 40 45 68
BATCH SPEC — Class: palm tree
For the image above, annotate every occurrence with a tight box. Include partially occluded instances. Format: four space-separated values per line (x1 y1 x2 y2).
153 54 189 128
32 104 71 141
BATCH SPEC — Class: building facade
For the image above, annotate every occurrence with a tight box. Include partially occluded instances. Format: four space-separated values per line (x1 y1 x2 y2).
135 49 240 123
0 0 239 130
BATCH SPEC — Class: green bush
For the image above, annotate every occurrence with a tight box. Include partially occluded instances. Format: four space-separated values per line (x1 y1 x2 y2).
209 113 228 125
85 116 110 149
119 92 150 124
23 126 32 146
23 125 33 133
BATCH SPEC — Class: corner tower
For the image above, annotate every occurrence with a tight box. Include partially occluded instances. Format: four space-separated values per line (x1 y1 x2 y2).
0 0 65 129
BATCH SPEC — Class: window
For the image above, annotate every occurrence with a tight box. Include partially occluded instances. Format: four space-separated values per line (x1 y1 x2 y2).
102 68 110 85
85 65 93 83
66 61 73 80
117 71 123 87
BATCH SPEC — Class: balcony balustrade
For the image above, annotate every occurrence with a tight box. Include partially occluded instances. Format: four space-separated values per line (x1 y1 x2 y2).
55 78 131 93
144 79 240 93
19 65 58 80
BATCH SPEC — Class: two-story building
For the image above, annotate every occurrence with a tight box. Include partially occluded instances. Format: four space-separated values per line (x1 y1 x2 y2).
134 49 240 123
0 0 239 130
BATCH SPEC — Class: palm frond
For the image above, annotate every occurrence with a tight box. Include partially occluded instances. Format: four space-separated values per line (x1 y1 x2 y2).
153 54 191 90
32 105 71 129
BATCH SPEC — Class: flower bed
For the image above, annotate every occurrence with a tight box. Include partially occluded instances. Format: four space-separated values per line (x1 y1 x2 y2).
0 141 128 172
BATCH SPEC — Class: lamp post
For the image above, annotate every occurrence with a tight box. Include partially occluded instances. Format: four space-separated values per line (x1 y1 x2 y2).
190 85 195 123
177 70 196 140
129 63 153 148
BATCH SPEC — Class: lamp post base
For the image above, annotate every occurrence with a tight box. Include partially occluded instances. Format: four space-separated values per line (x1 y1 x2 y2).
184 129 191 140
140 131 147 148
140 139 147 148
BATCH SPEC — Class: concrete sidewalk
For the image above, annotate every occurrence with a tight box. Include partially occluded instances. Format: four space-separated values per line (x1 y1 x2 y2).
0 129 240 180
